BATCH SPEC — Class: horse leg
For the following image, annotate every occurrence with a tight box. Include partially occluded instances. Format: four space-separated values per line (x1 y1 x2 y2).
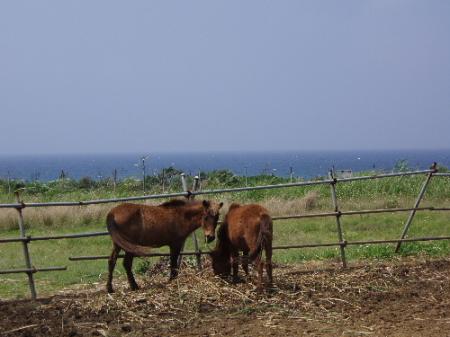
250 247 264 292
256 258 264 292
242 249 249 276
107 243 121 293
123 252 139 291
169 244 182 280
265 245 273 288
231 249 240 283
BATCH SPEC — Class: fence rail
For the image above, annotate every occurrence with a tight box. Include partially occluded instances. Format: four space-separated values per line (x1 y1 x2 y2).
3 206 449 245
1 163 450 300
0 266 67 275
67 236 450 261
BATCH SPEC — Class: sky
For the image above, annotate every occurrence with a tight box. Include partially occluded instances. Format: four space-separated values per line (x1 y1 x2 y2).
0 1 449 154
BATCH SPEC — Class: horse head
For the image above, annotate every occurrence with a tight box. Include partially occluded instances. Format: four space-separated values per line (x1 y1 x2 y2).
209 222 231 276
210 248 231 277
201 200 223 243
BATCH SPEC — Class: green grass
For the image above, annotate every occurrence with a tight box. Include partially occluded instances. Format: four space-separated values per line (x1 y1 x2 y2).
1 209 450 300
2 169 450 204
271 211 450 263
1 169 450 299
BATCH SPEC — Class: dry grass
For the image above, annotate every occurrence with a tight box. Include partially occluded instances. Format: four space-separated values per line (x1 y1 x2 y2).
0 194 324 231
2 257 450 336
0 200 174 231
260 191 321 216
207 191 321 219
0 191 445 232
0 205 110 231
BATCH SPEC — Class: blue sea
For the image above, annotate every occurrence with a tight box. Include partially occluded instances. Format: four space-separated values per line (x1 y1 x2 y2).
0 150 449 182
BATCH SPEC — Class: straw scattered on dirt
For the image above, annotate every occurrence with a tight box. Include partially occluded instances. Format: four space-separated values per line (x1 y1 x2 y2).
1 256 450 337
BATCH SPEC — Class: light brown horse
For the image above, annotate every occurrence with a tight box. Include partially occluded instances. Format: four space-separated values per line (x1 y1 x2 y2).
106 199 223 293
210 203 273 290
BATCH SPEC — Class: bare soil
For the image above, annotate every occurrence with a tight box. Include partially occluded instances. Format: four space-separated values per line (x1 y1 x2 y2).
1 256 450 337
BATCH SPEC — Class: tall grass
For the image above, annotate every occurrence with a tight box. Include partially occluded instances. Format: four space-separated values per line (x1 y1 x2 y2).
1 171 449 231
1 168 450 298
1 168 450 203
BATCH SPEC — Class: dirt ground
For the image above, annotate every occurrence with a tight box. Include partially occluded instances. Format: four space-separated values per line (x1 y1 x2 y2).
1 256 450 337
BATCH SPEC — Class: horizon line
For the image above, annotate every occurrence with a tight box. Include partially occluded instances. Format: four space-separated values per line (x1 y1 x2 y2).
1 148 450 157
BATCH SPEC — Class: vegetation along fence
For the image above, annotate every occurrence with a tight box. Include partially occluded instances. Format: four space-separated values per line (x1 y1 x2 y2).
1 164 450 300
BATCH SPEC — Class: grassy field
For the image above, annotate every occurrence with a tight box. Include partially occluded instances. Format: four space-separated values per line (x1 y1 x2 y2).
1 170 450 299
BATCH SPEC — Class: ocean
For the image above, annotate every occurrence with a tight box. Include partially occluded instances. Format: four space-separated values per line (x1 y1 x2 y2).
0 150 449 182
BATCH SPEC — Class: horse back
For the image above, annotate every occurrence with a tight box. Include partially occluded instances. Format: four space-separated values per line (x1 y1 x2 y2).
108 203 142 227
226 204 273 250
107 203 184 251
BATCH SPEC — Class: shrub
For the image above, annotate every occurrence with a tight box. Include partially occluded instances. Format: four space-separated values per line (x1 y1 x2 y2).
78 176 96 189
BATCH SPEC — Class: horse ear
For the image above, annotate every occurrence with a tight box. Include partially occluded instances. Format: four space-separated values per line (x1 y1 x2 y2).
202 200 210 208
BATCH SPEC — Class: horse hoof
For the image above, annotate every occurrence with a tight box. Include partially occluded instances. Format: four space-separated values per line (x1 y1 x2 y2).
130 284 140 291
107 287 114 294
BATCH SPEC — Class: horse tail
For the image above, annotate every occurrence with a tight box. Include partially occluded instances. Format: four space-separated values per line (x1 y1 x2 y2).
106 213 151 256
249 213 273 262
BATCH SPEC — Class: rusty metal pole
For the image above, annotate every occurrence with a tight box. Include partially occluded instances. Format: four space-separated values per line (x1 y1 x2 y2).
329 171 347 268
15 191 37 299
395 163 437 253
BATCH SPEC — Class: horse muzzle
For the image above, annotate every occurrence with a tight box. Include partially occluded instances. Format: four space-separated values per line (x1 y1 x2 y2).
205 235 215 243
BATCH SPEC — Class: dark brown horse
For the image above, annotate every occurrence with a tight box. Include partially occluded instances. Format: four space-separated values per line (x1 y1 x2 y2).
210 203 273 290
106 199 223 293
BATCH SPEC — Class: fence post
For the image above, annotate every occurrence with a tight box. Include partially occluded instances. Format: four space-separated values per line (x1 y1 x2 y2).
162 169 165 193
112 169 117 194
177 174 202 269
15 191 37 300
395 163 437 253
190 176 202 270
180 172 188 194
177 172 190 268
329 171 347 268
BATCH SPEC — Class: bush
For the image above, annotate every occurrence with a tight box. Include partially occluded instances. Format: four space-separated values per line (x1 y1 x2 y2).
78 176 96 189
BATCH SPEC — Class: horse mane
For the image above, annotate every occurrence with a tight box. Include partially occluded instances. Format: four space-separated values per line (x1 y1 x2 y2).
217 223 227 241
215 222 231 255
160 199 188 208
210 222 232 277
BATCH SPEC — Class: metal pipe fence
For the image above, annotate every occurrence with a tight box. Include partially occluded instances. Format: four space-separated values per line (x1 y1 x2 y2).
4 205 450 245
66 236 450 261
1 163 449 299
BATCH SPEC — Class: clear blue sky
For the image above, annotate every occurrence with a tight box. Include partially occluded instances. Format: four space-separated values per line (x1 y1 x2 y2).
1 1 449 154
